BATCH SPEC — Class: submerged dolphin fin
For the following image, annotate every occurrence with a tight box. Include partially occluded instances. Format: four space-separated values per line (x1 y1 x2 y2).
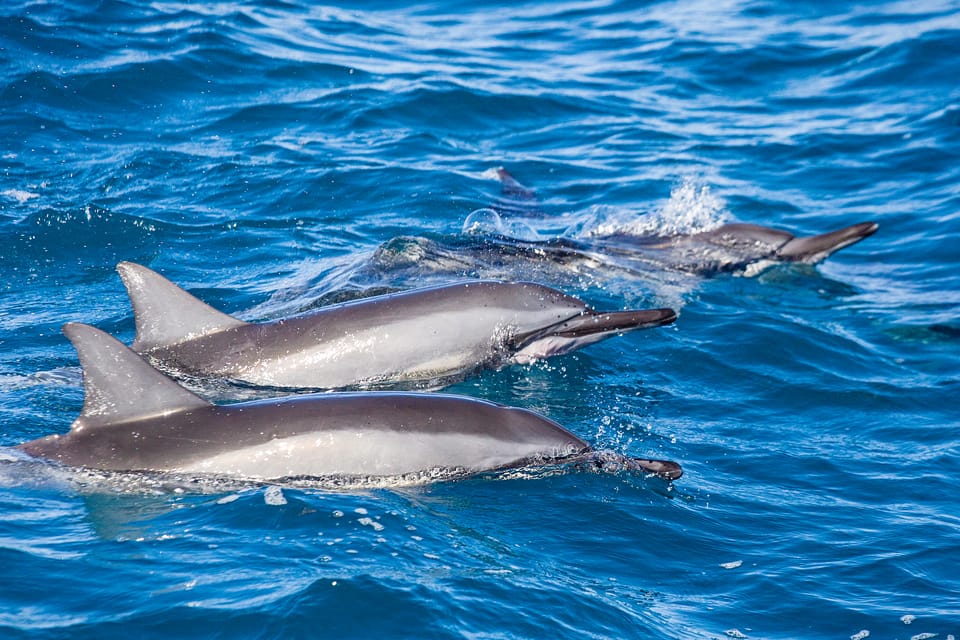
496 167 537 203
117 261 248 351
63 323 211 433
776 221 878 263
494 167 543 218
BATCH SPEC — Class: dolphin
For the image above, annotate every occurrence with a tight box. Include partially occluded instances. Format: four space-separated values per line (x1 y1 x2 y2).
490 168 878 271
116 261 676 391
17 323 682 483
360 169 877 284
593 220 879 275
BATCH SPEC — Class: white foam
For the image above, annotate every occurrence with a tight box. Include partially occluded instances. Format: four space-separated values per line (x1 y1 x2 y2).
263 485 287 505
357 517 384 531
2 189 39 204
0 368 82 392
582 178 729 239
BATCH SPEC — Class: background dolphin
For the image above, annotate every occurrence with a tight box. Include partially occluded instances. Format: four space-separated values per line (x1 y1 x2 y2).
356 169 877 286
593 220 879 275
18 324 682 484
490 168 878 271
117 261 676 391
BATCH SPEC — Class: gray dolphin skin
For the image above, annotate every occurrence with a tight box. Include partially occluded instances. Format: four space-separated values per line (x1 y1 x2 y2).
366 169 877 280
490 168 878 270
17 324 682 482
116 261 677 390
596 220 879 274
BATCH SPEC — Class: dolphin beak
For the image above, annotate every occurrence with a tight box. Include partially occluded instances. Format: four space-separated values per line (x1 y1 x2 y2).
629 457 683 480
586 451 684 480
546 308 678 339
777 221 879 263
510 307 677 363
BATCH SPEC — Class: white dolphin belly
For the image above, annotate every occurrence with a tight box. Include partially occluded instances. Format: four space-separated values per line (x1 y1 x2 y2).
245 319 514 387
176 430 578 479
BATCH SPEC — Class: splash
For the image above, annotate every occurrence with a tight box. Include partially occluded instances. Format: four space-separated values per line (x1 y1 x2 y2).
656 178 730 235
579 177 729 239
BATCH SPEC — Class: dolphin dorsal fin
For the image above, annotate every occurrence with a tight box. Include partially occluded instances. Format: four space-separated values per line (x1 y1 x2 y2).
63 323 211 432
117 262 248 351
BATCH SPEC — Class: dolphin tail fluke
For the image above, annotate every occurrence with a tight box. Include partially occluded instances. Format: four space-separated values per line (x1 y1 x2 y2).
496 168 537 201
117 261 248 351
776 221 878 263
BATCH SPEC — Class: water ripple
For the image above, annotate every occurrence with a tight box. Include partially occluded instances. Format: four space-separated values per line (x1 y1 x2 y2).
2 0 959 638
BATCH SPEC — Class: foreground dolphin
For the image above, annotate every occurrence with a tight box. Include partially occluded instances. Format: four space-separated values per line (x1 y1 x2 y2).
17 324 682 483
116 261 676 390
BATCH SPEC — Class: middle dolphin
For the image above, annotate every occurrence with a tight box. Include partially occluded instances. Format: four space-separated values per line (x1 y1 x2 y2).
117 262 676 391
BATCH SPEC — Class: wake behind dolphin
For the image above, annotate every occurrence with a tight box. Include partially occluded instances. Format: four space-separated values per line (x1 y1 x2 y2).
117 261 676 391
17 323 682 485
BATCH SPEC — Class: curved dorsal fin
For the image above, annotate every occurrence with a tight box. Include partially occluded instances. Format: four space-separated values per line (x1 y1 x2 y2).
494 167 543 218
116 262 248 351
63 323 211 432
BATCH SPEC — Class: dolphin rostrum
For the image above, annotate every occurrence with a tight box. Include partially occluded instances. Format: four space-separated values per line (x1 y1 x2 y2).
116 261 676 390
17 324 682 483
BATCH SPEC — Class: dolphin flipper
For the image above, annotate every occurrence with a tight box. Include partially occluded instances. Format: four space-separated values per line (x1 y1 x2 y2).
117 262 248 351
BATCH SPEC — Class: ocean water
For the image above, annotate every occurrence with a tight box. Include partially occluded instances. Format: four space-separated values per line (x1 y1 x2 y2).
2 0 959 638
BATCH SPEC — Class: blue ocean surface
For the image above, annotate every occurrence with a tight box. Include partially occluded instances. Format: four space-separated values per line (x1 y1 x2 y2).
2 0 959 638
